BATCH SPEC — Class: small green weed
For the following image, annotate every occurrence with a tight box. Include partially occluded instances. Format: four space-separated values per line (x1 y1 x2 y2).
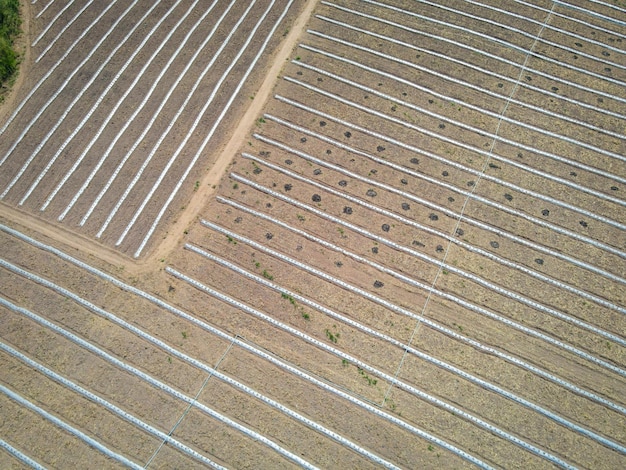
325 329 339 343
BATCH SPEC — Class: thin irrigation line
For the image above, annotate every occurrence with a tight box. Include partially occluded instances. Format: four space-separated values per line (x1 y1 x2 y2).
143 338 235 469
312 15 626 120
409 0 626 72
305 29 626 139
462 0 626 53
513 0 625 36
214 195 626 414
319 3 626 107
260 112 626 295
268 95 626 282
382 2 556 405
295 44 626 162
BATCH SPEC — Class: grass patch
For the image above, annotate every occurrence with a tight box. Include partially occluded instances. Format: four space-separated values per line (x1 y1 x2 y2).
0 0 21 87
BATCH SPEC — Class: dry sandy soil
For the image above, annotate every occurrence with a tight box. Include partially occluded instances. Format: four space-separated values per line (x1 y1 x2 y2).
1 0 625 469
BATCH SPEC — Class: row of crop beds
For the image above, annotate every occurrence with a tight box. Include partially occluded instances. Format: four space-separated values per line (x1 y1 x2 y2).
2 221 432 468
1 0 624 468
167 0 625 467
0 0 301 257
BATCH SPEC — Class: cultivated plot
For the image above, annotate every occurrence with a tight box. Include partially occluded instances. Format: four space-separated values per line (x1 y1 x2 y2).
0 0 302 257
1 0 625 468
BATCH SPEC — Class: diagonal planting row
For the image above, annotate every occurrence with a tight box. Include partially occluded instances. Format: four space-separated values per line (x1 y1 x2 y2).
176 194 625 468
0 0 301 257
204 177 626 412
0 227 389 469
246 112 626 348
0 223 484 469
163 0 626 466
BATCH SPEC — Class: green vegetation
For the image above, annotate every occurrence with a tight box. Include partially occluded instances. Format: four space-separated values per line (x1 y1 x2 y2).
262 269 273 280
0 0 21 87
324 328 339 344
357 367 377 386
281 292 296 307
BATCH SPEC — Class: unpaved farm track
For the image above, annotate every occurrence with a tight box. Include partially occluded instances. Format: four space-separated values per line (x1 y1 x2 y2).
1 0 625 468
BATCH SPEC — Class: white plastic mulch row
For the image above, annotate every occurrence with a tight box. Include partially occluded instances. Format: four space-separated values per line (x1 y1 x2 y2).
0 338 225 470
0 293 318 470
284 44 626 221
0 223 493 470
116 0 283 253
166 261 585 468
319 2 626 106
0 0 129 152
1 0 157 199
131 0 298 258
259 113 626 312
280 76 626 233
0 260 322 469
303 31 625 140
373 0 626 72
0 438 46 470
447 0 626 53
20 0 189 207
0 382 144 470
75 0 238 228
186 231 626 445
357 0 626 86
32 0 81 48
49 0 222 216
311 15 625 121
214 194 626 416
267 95 625 284
239 148 626 350
294 46 626 173
0 262 399 468
35 0 94 60
275 80 626 258
227 172 626 381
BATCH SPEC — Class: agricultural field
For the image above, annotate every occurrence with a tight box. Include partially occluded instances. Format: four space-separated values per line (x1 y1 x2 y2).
1 0 625 469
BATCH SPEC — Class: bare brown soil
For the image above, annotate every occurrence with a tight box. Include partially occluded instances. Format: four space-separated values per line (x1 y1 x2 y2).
1 0 625 469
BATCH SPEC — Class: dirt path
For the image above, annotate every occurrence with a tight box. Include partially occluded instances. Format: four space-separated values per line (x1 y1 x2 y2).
146 0 319 270
0 0 318 277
